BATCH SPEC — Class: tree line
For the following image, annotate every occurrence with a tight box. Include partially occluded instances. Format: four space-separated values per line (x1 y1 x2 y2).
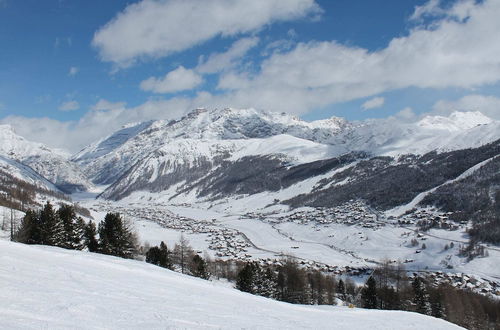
14 201 211 280
230 258 500 330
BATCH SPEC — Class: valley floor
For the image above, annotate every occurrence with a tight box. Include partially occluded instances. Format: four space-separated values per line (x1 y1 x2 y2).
78 194 500 289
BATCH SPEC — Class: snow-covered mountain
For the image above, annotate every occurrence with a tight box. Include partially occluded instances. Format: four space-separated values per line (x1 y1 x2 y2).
71 108 500 203
0 240 463 330
0 125 93 193
0 155 59 192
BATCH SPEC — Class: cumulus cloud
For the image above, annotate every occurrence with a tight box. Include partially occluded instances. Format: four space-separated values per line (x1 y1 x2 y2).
68 67 79 76
361 97 385 111
1 97 195 152
410 0 444 21
92 0 321 67
91 99 127 111
197 37 259 74
210 0 500 114
58 100 79 111
394 107 417 121
140 66 203 94
432 94 500 120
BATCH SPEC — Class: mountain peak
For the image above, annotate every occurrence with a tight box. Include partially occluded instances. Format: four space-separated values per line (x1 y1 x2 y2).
418 111 493 131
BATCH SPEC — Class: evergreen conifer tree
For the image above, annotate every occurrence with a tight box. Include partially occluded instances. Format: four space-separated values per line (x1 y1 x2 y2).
39 202 64 246
158 241 173 269
337 279 346 301
412 276 432 315
236 263 256 293
74 217 86 250
98 213 137 258
57 204 82 249
191 254 210 279
15 209 41 244
361 276 378 309
84 220 99 252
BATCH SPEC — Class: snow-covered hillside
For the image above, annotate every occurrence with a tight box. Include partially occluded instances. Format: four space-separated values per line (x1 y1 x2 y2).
0 155 58 192
72 108 500 202
0 240 463 330
0 125 93 193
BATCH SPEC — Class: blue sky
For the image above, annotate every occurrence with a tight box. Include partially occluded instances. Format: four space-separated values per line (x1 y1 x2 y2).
0 0 499 152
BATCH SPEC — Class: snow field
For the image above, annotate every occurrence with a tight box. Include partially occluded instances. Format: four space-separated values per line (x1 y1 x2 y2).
0 240 463 329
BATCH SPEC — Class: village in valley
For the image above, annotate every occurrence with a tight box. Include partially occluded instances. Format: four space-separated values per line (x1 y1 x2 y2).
88 199 500 297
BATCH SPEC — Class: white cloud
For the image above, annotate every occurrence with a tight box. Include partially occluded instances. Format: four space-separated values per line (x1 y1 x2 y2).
211 0 500 114
92 0 321 67
1 97 194 153
68 66 79 76
58 100 79 112
410 0 444 21
197 37 259 74
140 66 203 94
394 107 417 121
361 96 385 111
432 94 500 120
91 99 126 111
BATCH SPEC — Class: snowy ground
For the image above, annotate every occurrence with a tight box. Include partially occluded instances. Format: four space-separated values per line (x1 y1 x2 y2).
71 190 500 287
0 240 463 329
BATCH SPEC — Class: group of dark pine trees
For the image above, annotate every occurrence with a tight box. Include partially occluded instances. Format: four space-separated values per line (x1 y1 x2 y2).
144 235 210 280
232 258 500 329
15 201 137 258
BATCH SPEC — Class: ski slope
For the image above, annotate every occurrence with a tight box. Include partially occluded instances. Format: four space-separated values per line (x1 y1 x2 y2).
0 241 463 329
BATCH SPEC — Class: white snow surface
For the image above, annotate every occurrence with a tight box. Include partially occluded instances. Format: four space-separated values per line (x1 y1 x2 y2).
0 155 58 191
72 108 500 189
0 240 463 330
0 125 92 191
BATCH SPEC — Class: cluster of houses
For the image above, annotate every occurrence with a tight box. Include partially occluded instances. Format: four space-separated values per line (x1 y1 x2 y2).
92 202 256 260
410 271 500 297
260 201 384 229
207 228 252 259
392 209 463 231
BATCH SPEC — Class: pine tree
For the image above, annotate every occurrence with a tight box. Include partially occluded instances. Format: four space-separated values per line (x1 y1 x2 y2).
361 276 378 309
412 276 432 315
236 263 256 293
158 241 173 269
84 220 99 252
146 241 173 269
74 217 86 250
57 204 83 249
261 267 278 299
429 287 445 319
39 202 64 247
98 213 137 258
15 209 40 244
337 279 346 301
190 254 210 279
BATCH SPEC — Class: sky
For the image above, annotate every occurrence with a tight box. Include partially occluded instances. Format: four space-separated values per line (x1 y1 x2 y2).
0 0 499 153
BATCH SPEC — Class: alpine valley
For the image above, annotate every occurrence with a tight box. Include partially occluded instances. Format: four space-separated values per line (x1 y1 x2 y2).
1 108 500 296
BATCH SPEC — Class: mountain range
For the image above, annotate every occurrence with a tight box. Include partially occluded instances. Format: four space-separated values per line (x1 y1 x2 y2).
0 109 498 230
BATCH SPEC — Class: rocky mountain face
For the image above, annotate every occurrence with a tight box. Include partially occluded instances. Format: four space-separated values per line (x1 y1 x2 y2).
2 108 499 223
0 125 93 193
70 108 499 205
